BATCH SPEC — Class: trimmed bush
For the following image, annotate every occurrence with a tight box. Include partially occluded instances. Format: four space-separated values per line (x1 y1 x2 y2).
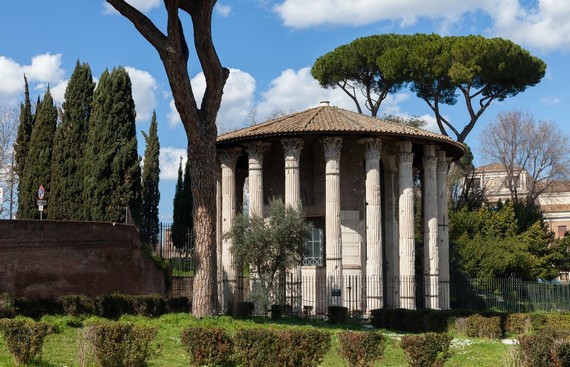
181 326 233 367
234 328 279 367
95 294 135 319
458 315 502 339
0 293 16 318
60 295 96 317
519 333 556 367
400 332 453 367
505 313 530 335
82 321 158 367
133 294 167 318
270 304 283 319
337 331 385 367
555 341 570 367
327 306 348 324
235 301 254 318
166 296 191 313
0 319 54 365
278 329 331 367
13 298 63 318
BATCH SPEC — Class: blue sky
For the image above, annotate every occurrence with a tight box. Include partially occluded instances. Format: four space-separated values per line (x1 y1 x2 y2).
1 0 569 222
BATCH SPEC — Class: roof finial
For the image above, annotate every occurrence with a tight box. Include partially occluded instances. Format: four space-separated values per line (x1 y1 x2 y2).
319 100 330 107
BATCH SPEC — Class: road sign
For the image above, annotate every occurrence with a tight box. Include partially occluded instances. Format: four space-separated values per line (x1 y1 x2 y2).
38 185 45 200
37 199 47 206
38 205 44 211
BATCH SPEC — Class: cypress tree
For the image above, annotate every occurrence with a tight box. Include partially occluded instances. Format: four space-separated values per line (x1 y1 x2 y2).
182 157 194 248
171 157 185 249
50 61 95 220
83 67 141 223
140 111 160 246
14 76 33 180
18 88 57 219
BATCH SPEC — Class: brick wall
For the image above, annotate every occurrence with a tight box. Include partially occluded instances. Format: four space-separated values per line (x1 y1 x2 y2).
0 220 167 300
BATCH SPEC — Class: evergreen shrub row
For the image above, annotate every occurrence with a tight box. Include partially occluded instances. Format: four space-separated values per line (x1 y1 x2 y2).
518 328 570 367
337 330 385 367
0 293 189 319
180 326 336 367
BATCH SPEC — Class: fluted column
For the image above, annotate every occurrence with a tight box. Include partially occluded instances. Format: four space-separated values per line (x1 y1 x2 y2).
437 150 451 309
219 148 242 313
384 158 399 308
245 142 270 217
423 145 439 309
323 137 343 306
282 138 304 208
398 141 415 309
365 138 383 311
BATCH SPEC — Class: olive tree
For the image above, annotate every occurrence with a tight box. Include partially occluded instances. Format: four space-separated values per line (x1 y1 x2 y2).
106 0 229 317
225 198 312 313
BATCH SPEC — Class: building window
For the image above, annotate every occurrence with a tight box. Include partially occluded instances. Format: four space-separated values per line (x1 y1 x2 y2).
303 220 324 266
472 178 481 189
558 225 567 239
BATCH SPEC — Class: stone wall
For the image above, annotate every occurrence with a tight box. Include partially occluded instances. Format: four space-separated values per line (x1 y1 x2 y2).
0 220 167 300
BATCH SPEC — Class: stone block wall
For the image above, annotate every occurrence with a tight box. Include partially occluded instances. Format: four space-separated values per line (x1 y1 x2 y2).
0 220 167 300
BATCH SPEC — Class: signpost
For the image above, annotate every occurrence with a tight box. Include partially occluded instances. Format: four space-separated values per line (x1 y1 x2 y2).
37 185 46 220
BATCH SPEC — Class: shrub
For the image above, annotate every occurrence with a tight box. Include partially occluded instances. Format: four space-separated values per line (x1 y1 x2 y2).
0 293 16 318
278 329 331 367
235 301 254 318
506 313 530 335
13 298 63 318
60 295 96 317
327 306 348 324
167 297 191 313
400 332 453 367
180 326 233 367
460 314 502 339
234 328 279 367
95 294 135 319
271 304 282 319
132 294 167 318
0 319 54 365
555 341 570 367
519 333 556 367
83 321 159 367
337 331 385 367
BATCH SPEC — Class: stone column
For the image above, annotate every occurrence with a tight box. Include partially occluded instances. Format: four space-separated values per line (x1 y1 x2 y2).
384 158 399 308
282 138 304 314
365 138 383 311
323 137 343 306
216 170 222 311
398 141 415 309
219 148 242 313
437 150 451 309
245 142 270 217
423 145 439 309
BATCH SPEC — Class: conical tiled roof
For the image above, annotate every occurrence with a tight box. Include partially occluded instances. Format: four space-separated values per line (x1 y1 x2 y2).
217 105 465 158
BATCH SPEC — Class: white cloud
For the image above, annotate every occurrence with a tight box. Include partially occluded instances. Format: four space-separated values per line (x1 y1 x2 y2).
50 80 69 106
103 0 160 14
125 66 158 123
168 68 256 132
215 3 232 17
159 146 187 180
0 53 66 106
540 96 561 105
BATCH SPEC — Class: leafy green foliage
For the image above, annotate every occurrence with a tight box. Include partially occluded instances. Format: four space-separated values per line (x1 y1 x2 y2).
18 88 57 219
180 326 233 367
83 67 141 223
81 321 159 367
226 198 312 311
140 111 161 246
60 295 96 317
171 157 193 250
400 333 453 367
450 201 564 280
14 76 33 181
0 319 54 365
50 61 95 220
337 331 385 367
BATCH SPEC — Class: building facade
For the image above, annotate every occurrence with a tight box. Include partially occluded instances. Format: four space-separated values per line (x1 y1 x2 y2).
216 103 465 313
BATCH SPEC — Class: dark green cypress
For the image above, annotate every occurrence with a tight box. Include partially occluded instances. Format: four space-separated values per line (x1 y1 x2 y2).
182 157 194 248
140 111 161 246
83 67 141 223
18 88 57 219
50 61 95 220
14 76 33 180
171 157 185 249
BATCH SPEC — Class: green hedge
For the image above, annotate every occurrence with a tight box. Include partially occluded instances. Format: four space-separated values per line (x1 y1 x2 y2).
0 319 54 365
337 330 385 367
400 333 453 367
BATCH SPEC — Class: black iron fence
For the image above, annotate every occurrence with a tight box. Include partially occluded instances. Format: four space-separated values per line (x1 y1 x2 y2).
156 223 194 276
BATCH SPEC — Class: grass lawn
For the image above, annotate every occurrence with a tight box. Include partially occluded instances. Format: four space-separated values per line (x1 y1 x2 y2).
0 314 514 367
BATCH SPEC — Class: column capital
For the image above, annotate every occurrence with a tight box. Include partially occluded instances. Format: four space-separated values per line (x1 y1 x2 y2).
281 138 304 162
365 138 382 161
423 155 438 168
398 151 414 164
437 151 450 172
218 148 242 169
323 136 342 160
245 142 271 165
